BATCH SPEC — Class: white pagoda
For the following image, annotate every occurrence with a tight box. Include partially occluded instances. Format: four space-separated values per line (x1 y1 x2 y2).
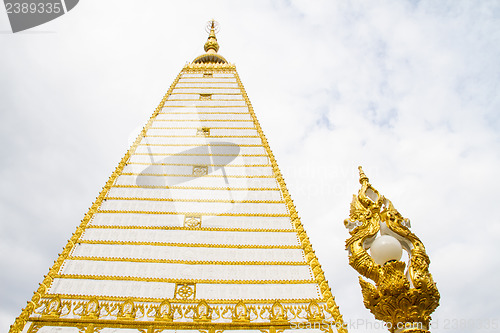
10 21 345 333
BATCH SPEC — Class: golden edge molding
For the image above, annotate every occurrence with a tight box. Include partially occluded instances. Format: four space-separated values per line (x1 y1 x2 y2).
233 69 348 333
42 294 322 303
8 67 185 333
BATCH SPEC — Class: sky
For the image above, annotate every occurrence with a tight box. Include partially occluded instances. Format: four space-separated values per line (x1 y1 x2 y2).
1 0 500 332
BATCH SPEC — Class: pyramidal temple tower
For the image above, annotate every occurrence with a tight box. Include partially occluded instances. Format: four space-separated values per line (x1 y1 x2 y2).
11 21 346 333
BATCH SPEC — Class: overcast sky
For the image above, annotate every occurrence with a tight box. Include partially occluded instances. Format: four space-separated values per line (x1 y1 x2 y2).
1 1 500 332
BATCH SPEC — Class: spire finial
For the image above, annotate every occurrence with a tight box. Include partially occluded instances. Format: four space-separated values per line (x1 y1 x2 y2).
204 20 220 53
358 166 369 185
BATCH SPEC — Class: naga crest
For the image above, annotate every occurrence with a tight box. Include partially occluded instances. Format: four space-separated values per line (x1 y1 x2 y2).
344 167 440 333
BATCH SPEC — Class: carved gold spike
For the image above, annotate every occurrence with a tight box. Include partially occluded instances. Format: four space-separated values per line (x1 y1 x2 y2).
344 167 440 333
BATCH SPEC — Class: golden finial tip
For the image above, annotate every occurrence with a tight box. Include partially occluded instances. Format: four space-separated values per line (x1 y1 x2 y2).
358 166 369 184
204 20 220 53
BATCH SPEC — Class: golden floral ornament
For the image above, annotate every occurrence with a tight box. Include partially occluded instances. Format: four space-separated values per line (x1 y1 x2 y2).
344 166 440 333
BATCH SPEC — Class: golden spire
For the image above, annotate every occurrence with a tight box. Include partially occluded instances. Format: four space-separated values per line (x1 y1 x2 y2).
192 20 227 64
204 20 220 53
358 165 369 184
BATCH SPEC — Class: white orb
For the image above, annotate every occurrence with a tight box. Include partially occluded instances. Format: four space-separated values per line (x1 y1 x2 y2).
370 235 403 265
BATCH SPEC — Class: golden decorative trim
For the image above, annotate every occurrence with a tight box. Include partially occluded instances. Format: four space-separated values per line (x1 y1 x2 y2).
193 165 208 176
174 283 196 300
96 210 288 217
87 225 293 233
183 63 236 70
66 256 307 266
26 292 335 329
112 184 279 190
184 214 202 228
43 294 323 304
234 71 347 332
77 240 301 249
200 93 212 101
25 321 332 333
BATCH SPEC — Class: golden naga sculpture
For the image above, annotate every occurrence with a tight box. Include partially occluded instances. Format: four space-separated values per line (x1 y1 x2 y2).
344 167 440 333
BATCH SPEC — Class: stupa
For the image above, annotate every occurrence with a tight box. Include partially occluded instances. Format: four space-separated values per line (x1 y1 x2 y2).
10 21 346 333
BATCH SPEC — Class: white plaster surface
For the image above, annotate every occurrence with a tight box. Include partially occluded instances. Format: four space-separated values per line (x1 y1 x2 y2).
156 108 252 120
171 88 241 95
164 100 246 107
89 214 291 229
139 136 262 145
61 260 313 281
151 120 255 128
120 164 274 176
133 145 264 155
71 244 305 262
80 229 299 246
